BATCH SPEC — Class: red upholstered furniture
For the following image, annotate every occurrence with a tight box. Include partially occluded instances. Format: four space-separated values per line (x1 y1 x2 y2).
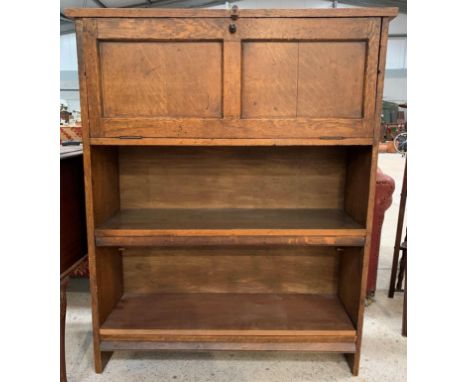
367 168 395 296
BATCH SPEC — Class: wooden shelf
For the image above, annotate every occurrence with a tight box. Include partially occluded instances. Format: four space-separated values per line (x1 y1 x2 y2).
95 208 366 247
100 293 356 352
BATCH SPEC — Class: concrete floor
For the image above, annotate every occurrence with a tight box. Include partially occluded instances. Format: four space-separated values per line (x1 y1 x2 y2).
65 153 407 382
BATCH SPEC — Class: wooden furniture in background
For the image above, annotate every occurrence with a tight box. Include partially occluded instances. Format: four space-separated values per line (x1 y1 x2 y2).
401 237 407 337
60 126 83 143
66 7 397 376
388 160 407 297
60 146 87 274
60 146 88 382
367 168 395 296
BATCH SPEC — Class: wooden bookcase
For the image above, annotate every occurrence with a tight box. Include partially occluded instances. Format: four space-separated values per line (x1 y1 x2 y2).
66 7 397 376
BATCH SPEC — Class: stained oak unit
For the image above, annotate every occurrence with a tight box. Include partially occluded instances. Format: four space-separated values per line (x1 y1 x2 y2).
67 7 397 376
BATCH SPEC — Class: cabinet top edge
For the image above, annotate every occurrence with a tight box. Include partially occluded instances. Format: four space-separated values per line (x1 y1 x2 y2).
64 7 398 20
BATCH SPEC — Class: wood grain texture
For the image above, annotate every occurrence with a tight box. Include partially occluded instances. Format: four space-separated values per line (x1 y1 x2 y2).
97 118 370 139
118 146 347 209
297 42 366 118
89 147 120 226
122 247 339 294
242 42 298 118
94 17 381 41
96 235 365 247
223 41 242 118
97 18 227 40
373 18 391 142
338 247 363 326
65 7 399 19
82 19 103 136
101 340 356 353
71 10 394 376
86 142 122 371
97 209 362 233
94 248 123 325
242 39 373 119
346 18 393 376
237 18 380 40
344 146 372 226
89 138 374 146
100 42 222 118
76 19 111 373
81 17 380 140
362 18 381 123
100 331 355 343
101 293 356 333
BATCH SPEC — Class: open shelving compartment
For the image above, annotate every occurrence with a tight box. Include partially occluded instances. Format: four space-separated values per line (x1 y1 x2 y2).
90 144 372 353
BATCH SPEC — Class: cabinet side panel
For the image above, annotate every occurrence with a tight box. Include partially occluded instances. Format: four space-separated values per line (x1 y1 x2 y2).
346 18 391 376
344 146 372 226
95 248 123 324
89 148 121 322
78 19 123 372
123 247 339 294
77 19 119 373
90 146 120 226
338 247 363 325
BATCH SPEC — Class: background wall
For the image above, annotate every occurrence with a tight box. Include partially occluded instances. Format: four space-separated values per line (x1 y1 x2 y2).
60 1 407 112
60 33 80 112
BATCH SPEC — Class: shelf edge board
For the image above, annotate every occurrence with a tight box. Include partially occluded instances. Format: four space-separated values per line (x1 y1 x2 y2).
100 328 357 340
90 137 374 146
95 229 367 237
100 340 356 353
95 234 366 247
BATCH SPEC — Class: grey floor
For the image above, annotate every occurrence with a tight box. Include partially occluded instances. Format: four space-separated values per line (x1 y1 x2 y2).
65 153 407 382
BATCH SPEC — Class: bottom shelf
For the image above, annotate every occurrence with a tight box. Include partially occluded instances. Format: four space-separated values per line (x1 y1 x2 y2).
100 293 356 352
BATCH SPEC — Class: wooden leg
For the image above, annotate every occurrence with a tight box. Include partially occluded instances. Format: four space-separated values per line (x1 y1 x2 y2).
396 248 406 291
402 267 407 337
60 277 69 382
389 161 406 298
94 351 113 373
345 353 360 376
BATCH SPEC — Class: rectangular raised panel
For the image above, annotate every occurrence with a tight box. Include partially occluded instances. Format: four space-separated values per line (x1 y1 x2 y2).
100 42 222 118
242 41 366 119
123 247 339 294
297 42 366 118
242 42 298 118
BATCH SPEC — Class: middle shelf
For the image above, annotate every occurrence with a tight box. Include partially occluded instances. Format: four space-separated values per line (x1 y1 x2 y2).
95 208 367 247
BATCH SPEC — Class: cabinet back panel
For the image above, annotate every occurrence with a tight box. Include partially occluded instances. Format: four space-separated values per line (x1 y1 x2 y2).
119 146 346 209
123 247 339 294
100 42 222 118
